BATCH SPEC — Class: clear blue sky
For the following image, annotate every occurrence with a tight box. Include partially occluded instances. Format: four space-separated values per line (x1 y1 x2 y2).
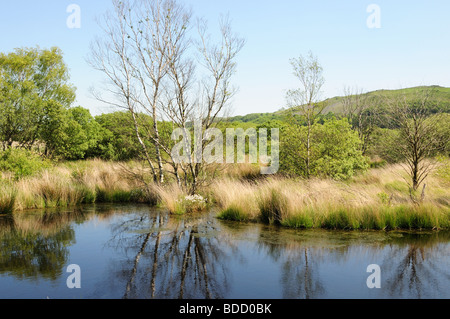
1 0 449 116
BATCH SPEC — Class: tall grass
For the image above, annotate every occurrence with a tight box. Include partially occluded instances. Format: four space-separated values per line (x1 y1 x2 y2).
1 160 155 213
212 162 450 230
1 158 449 230
0 184 16 214
212 178 260 221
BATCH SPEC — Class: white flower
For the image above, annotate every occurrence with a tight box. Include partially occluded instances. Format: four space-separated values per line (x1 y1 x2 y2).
183 194 206 203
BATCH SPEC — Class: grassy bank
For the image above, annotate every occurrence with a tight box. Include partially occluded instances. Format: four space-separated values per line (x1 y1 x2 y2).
0 160 156 213
1 159 449 230
212 161 450 230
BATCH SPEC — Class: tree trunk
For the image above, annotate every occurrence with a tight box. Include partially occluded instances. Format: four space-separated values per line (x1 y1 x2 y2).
130 109 158 183
306 117 311 179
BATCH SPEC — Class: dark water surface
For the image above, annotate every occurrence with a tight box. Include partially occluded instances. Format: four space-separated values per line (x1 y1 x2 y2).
0 204 449 299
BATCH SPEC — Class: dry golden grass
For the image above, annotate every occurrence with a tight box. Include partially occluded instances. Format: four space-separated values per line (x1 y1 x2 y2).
212 161 450 229
1 160 153 213
1 158 449 230
151 182 187 214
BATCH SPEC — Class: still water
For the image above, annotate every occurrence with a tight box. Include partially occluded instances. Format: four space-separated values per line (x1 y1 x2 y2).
0 204 449 299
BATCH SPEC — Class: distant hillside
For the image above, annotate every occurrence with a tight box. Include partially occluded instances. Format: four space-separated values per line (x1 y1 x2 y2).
225 86 450 124
312 85 450 115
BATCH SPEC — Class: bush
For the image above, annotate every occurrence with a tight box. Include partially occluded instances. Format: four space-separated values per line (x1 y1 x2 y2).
279 118 368 179
0 149 51 179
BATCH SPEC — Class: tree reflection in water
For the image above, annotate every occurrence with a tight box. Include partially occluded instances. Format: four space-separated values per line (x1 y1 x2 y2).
381 232 450 299
0 205 448 299
0 210 82 280
225 223 450 299
105 210 233 299
254 227 325 299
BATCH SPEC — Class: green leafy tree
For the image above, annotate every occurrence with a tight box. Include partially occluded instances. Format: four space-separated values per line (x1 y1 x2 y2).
280 118 368 179
92 112 144 161
39 103 82 159
0 47 76 150
70 106 102 157
311 118 368 179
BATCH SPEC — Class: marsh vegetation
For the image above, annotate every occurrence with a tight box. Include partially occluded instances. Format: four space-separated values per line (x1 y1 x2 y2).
0 0 449 232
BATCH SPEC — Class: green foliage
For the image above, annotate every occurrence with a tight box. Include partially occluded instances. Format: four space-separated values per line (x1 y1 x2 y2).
377 192 391 205
92 111 143 160
280 118 368 179
366 127 403 163
217 206 250 222
0 47 76 149
0 148 51 179
0 184 16 214
224 113 287 125
431 113 450 156
38 105 102 160
312 118 368 179
434 155 450 183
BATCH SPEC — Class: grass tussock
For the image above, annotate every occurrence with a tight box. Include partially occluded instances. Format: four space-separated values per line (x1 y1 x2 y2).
1 158 449 230
0 184 16 214
212 160 450 230
1 160 155 213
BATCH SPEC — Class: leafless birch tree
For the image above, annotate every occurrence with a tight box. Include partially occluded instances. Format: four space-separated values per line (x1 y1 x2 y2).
88 0 244 193
341 86 382 154
386 88 444 195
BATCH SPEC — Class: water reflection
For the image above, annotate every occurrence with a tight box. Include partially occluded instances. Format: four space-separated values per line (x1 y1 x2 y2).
380 232 450 298
104 210 235 299
254 227 325 299
0 206 448 299
0 210 79 280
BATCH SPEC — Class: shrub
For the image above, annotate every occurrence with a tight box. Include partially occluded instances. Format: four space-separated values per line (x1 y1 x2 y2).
279 118 368 179
0 149 51 179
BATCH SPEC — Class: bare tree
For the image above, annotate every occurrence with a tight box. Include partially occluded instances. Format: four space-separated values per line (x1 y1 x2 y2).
88 0 193 185
89 0 244 194
160 15 245 194
341 86 382 154
88 0 160 183
386 88 444 195
286 51 325 178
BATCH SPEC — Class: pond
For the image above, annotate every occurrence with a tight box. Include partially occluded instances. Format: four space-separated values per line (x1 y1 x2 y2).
0 204 449 299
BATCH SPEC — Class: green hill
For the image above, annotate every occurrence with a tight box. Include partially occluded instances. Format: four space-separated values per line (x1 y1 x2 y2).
225 86 450 124
313 85 450 115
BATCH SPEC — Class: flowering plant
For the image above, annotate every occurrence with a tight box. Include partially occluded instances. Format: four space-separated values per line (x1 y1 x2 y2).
176 194 207 214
